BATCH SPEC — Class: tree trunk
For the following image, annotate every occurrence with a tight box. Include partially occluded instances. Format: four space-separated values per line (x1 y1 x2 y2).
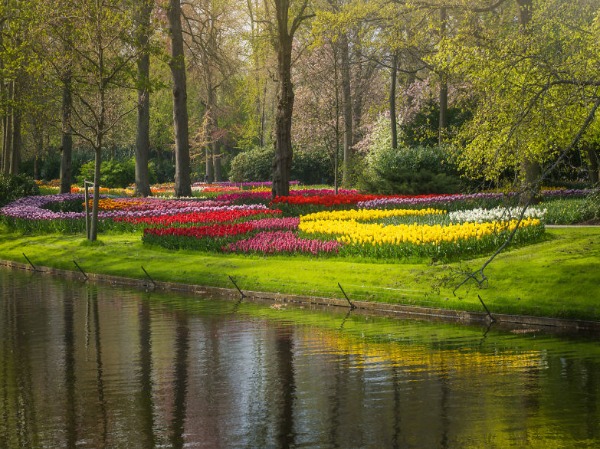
438 7 448 146
60 73 73 193
213 149 222 182
517 0 541 202
520 159 541 204
340 33 353 186
204 84 217 183
205 147 214 182
439 77 448 145
390 52 398 150
0 22 5 174
134 0 153 197
2 81 13 175
168 0 192 197
587 146 599 185
0 82 5 173
135 56 152 197
272 1 295 198
1 117 5 174
34 131 42 180
10 94 21 175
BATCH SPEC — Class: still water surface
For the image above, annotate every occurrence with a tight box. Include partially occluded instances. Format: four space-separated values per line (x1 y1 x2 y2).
1 267 600 448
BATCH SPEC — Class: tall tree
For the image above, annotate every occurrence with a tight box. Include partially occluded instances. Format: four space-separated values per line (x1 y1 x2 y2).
515 0 540 202
438 6 448 146
134 0 154 197
269 0 313 198
54 0 138 240
59 20 74 194
438 0 600 194
183 0 240 183
246 0 273 149
0 0 30 175
167 0 192 197
338 32 353 186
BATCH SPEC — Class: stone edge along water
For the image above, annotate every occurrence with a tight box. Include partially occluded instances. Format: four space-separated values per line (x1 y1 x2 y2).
2 259 599 333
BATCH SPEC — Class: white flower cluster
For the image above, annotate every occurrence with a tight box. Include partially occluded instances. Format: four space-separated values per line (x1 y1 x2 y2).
448 206 546 223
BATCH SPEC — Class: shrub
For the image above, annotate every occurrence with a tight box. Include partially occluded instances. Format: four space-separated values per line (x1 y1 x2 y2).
229 146 334 184
229 146 273 183
360 144 462 194
0 174 39 207
292 149 333 185
76 158 149 188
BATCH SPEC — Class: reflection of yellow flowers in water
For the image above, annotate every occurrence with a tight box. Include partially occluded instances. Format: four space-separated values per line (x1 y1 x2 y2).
303 328 543 373
300 214 541 246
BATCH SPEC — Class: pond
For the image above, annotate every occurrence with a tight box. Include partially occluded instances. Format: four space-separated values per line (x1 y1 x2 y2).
1 267 599 448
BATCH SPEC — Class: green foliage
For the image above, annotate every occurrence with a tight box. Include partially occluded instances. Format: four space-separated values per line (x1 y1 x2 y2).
292 149 333 185
229 146 333 184
399 99 473 148
229 146 273 182
542 198 588 225
360 143 462 195
76 158 157 188
436 0 600 183
579 190 600 222
0 174 40 207
20 148 99 182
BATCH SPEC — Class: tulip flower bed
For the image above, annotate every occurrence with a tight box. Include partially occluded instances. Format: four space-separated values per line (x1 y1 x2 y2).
0 188 557 260
223 231 342 255
299 213 544 259
142 218 304 252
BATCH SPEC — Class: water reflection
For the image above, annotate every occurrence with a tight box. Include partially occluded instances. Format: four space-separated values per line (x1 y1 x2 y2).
137 296 155 448
1 268 600 448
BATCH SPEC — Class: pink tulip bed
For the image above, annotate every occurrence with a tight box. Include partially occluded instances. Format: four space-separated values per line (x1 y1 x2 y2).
0 187 592 259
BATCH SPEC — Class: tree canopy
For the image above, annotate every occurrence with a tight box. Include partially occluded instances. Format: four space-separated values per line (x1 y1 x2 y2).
1 0 598 195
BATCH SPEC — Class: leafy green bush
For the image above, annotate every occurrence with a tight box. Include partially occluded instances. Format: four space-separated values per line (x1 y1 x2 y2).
292 149 333 185
229 146 273 182
229 146 333 184
0 174 39 207
360 144 462 194
76 158 153 188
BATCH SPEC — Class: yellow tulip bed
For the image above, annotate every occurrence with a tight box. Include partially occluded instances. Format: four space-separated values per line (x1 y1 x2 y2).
299 208 544 259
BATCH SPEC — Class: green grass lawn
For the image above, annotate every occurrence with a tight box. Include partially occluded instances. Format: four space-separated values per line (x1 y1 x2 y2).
1 224 599 321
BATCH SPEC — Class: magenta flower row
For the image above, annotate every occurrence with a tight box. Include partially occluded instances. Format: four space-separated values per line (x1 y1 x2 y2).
249 217 300 231
223 231 341 255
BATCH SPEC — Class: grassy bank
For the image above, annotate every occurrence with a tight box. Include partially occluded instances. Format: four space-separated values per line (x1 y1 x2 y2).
1 224 599 321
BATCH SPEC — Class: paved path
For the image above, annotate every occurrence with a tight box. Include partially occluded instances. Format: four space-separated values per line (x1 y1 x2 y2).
546 224 600 228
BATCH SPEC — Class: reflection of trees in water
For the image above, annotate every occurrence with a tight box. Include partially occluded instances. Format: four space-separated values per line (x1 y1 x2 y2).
0 275 39 447
2 269 600 447
64 287 77 449
89 287 108 446
583 360 599 439
170 311 189 449
276 326 296 449
138 296 156 448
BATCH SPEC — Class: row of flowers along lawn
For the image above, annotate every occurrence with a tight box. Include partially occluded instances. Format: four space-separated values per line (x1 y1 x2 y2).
0 187 574 260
